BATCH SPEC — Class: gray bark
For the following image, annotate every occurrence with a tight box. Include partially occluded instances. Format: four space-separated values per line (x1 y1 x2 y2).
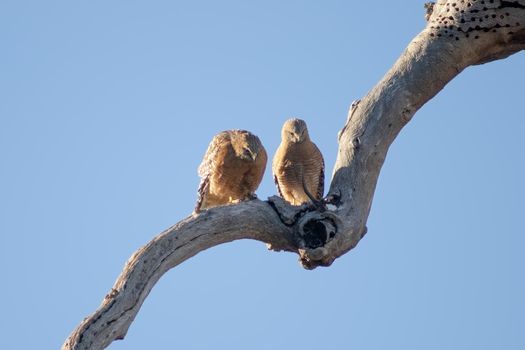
62 1 525 349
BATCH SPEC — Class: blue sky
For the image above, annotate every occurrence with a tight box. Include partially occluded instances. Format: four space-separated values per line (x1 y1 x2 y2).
1 1 524 349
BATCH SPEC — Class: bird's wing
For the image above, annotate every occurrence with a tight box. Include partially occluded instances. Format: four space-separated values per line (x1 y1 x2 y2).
317 156 325 200
198 132 229 177
274 174 284 198
194 174 209 213
195 131 230 212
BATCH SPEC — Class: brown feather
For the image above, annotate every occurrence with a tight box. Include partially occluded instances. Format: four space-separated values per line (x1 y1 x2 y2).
195 130 267 212
272 119 324 205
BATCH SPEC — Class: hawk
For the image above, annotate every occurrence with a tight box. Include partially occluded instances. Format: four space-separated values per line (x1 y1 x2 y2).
272 118 324 205
195 130 267 213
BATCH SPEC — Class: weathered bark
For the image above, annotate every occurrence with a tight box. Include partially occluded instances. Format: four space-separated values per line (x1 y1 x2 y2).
63 1 525 349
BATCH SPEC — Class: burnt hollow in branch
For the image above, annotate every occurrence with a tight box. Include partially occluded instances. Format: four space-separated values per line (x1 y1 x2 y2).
296 211 338 249
299 218 336 249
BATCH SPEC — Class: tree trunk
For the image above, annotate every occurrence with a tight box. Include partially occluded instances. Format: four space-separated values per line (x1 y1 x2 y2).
62 1 525 349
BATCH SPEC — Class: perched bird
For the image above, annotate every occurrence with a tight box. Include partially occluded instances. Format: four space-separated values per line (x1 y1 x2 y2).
272 118 324 205
195 130 267 212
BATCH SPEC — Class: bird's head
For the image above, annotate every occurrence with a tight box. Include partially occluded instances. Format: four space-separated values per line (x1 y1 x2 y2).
281 118 309 143
233 130 264 161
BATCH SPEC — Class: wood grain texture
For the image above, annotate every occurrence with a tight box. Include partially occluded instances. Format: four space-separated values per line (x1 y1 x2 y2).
63 1 525 349
62 201 296 350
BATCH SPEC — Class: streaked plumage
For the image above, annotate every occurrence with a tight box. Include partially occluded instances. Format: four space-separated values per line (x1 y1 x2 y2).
195 130 267 212
272 118 324 205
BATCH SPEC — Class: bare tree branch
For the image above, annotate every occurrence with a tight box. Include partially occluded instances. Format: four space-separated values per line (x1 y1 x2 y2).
63 1 525 349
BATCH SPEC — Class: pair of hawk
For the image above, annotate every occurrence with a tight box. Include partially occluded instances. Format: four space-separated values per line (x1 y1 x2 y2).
195 118 324 212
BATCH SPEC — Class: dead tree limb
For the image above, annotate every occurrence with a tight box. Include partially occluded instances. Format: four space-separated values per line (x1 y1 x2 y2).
63 1 525 349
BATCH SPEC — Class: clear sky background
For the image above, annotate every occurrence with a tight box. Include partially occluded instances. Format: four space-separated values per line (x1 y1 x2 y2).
1 1 524 349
